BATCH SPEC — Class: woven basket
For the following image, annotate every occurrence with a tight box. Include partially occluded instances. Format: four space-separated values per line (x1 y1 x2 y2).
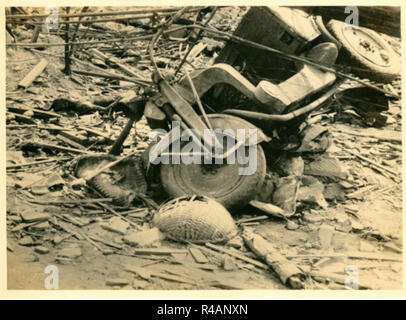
153 195 238 244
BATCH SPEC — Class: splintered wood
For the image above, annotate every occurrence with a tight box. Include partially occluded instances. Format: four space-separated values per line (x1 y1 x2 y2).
18 58 48 89
242 228 306 289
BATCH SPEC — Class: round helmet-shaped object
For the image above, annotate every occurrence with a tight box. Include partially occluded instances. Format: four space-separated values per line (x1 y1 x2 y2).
153 195 238 244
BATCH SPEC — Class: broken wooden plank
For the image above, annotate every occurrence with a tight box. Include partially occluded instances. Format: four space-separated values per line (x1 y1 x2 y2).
71 68 150 86
88 235 123 250
18 58 48 89
7 111 36 124
309 271 372 290
22 141 98 154
58 130 90 146
333 126 402 144
119 208 149 218
79 151 137 181
182 262 217 271
346 185 378 199
236 215 269 224
6 7 203 20
124 265 152 280
188 247 209 264
286 252 402 262
51 97 106 115
242 228 306 289
249 200 290 220
49 218 83 240
6 124 69 131
209 280 244 290
240 222 260 227
75 125 114 143
6 157 71 169
347 150 398 177
132 248 188 256
89 48 147 81
56 134 86 150
29 198 113 205
10 221 43 232
152 272 196 285
80 232 114 255
205 243 268 270
7 106 62 119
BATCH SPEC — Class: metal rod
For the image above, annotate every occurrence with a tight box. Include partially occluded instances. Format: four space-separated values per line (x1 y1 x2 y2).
6 7 203 20
185 71 213 130
69 6 89 57
189 24 400 99
8 34 154 47
26 13 184 26
224 81 343 122
7 25 187 47
174 7 217 76
149 7 189 80
62 8 71 75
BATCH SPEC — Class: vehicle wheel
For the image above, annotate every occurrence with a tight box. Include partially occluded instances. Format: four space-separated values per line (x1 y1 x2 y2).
160 115 267 211
327 19 400 83
313 16 342 49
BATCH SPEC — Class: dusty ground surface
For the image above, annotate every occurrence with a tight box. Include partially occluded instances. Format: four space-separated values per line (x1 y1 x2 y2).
6 6 402 290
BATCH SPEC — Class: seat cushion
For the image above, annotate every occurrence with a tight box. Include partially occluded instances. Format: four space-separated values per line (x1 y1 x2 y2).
254 80 291 113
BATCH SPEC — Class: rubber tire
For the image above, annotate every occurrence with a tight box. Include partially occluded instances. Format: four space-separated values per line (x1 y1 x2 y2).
326 19 400 83
159 114 267 211
160 144 266 211
313 16 342 50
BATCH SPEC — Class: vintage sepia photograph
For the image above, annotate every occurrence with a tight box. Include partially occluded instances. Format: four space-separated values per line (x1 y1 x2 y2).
4 5 402 291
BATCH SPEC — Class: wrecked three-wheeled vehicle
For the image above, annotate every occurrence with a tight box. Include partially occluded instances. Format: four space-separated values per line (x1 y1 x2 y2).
127 7 399 211
76 6 399 213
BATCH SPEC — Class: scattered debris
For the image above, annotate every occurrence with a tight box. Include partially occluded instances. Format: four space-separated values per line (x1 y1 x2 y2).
5 5 402 290
132 279 150 289
318 225 335 251
101 217 130 235
123 228 165 247
34 246 50 254
304 154 348 179
242 228 307 289
105 278 130 287
188 247 209 264
272 176 301 215
125 265 152 280
274 155 304 177
286 220 300 230
132 248 188 256
205 243 268 270
19 236 34 246
296 124 330 153
249 200 290 219
18 58 48 89
19 210 50 222
222 256 238 271
75 154 148 207
57 245 82 259
297 176 328 208
323 183 346 201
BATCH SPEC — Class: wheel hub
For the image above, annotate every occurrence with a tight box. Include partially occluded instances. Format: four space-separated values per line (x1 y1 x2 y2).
342 26 391 67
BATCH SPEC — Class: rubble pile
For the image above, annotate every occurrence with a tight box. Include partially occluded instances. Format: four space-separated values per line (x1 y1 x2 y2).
6 6 402 290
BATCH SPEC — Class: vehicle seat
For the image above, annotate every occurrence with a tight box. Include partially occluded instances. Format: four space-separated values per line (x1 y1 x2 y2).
253 42 338 113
